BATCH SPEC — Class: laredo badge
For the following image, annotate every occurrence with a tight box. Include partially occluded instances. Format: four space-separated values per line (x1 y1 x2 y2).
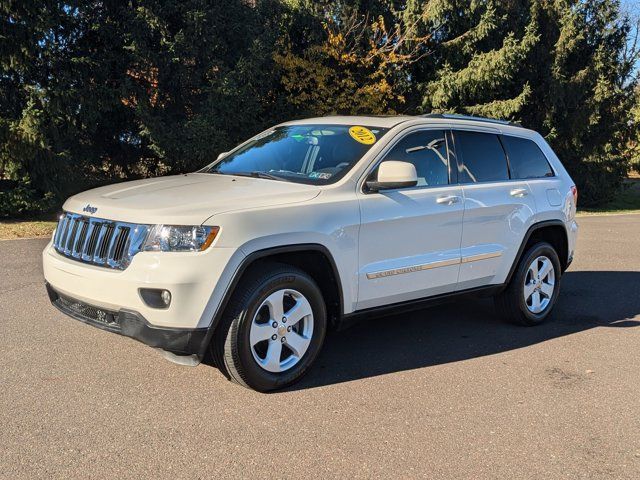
349 126 376 145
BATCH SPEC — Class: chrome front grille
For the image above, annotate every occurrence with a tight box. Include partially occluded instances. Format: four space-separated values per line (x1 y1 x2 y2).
52 212 149 270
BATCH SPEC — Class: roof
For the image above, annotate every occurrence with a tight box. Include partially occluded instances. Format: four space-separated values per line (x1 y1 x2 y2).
419 113 522 127
280 114 526 130
279 115 416 129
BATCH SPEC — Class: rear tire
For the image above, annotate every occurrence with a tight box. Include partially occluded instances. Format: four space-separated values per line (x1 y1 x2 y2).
211 263 327 392
494 242 561 326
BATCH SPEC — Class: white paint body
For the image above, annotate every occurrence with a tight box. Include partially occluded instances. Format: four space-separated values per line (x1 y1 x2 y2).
43 116 579 330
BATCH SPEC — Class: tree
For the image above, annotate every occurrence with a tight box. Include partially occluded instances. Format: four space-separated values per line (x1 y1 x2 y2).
408 0 536 119
274 1 431 116
1 0 638 215
0 0 144 215
125 0 289 172
407 0 637 205
531 0 636 205
629 86 640 173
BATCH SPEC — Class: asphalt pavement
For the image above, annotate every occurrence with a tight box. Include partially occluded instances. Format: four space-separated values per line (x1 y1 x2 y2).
1 214 639 479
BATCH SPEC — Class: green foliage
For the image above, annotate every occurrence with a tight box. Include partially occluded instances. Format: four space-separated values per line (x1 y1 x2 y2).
274 9 428 116
629 87 640 173
0 0 638 215
0 180 55 218
407 0 638 206
126 0 289 172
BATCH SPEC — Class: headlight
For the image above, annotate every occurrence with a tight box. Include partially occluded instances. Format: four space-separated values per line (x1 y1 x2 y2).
142 225 219 252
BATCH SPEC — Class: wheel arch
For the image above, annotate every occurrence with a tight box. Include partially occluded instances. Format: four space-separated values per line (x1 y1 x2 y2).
197 244 344 358
506 220 570 285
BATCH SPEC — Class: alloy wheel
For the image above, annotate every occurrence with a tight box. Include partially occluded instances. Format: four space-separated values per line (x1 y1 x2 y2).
249 289 314 373
523 255 555 314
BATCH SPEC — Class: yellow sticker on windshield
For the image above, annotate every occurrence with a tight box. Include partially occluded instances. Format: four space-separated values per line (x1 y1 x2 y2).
349 126 376 145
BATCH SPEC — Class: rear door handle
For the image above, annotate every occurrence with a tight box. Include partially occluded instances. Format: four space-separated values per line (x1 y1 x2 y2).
436 195 461 205
510 188 528 197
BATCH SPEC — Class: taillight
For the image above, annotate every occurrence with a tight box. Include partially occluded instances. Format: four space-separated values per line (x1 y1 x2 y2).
570 185 578 205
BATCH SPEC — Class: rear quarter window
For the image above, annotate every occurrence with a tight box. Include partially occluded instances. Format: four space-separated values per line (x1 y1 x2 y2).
501 135 554 179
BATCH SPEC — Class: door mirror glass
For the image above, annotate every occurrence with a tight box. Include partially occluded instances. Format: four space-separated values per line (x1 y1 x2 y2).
366 161 418 192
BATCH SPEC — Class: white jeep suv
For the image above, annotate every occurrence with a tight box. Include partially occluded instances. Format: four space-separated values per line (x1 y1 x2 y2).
43 114 578 391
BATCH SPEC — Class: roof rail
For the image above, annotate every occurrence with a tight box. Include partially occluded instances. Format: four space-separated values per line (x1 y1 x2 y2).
420 113 522 127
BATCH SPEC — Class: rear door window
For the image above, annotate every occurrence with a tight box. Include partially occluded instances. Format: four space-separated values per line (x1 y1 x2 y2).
454 131 509 183
501 135 554 179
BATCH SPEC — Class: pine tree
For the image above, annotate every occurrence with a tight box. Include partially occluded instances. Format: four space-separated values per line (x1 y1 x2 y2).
538 0 635 205
407 0 537 119
1 0 637 214
630 86 640 173
0 0 142 215
126 0 288 172
408 0 636 205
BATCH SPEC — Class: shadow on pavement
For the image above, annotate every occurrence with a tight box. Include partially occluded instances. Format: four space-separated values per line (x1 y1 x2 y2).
287 271 640 391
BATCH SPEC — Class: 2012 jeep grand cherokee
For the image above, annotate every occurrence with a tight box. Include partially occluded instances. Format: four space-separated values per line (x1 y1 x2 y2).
43 114 578 391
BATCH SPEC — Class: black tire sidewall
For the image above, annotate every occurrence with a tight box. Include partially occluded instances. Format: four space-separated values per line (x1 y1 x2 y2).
233 270 326 391
514 242 562 324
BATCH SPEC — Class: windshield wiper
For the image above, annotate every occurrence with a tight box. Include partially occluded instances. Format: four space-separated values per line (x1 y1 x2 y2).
230 171 289 182
269 169 308 177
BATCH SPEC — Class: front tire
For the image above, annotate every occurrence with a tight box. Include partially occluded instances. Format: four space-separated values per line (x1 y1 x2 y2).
211 263 327 392
494 242 561 326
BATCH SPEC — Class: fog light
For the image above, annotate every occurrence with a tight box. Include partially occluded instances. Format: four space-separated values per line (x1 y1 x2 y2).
161 290 171 306
139 288 172 309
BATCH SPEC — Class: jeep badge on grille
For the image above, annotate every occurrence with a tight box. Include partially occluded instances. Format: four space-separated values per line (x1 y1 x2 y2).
83 204 98 214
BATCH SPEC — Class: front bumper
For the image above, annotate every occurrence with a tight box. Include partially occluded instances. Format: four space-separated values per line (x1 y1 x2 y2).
43 238 246 357
46 283 206 355
42 240 241 329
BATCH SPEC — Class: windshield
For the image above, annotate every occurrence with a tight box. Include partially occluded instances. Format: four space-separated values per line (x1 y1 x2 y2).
203 124 389 184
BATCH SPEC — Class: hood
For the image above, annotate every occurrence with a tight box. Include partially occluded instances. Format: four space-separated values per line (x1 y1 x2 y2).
63 173 321 225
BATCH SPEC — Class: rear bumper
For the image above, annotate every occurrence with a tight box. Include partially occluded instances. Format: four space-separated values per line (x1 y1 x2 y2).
46 283 207 355
567 219 578 269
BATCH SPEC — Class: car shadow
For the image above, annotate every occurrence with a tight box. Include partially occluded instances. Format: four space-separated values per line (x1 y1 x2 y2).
286 271 640 391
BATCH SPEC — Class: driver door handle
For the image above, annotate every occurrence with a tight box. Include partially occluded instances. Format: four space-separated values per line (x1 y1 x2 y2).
510 188 529 197
436 195 461 205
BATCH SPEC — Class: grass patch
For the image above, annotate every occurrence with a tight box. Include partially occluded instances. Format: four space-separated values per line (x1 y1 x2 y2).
0 220 57 240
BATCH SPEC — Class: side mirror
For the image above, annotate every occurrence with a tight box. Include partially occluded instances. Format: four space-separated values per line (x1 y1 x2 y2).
216 151 229 161
366 161 418 192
